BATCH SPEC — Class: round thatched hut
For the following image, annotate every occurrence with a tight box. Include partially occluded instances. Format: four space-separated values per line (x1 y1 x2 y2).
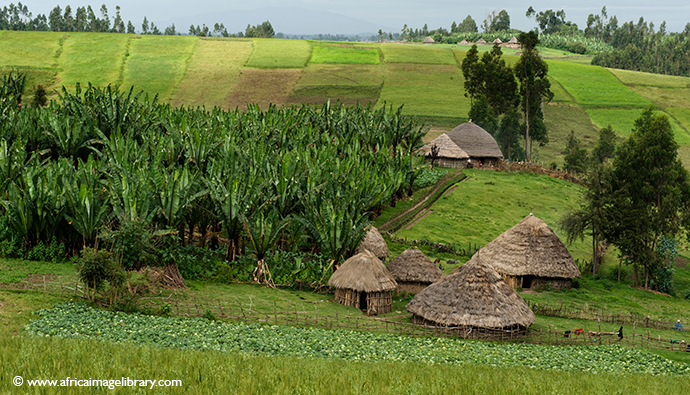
406 254 535 338
387 249 443 294
328 250 397 315
459 39 471 45
476 38 489 45
423 36 435 44
354 226 389 260
446 122 503 166
476 214 581 290
418 133 470 168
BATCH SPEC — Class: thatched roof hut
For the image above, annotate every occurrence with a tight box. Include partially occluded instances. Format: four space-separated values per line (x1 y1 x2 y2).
493 38 503 44
355 226 389 260
423 36 435 44
476 38 489 45
387 249 443 294
459 39 471 45
507 36 519 44
447 122 503 165
477 214 581 290
329 250 397 315
406 254 535 338
418 133 469 168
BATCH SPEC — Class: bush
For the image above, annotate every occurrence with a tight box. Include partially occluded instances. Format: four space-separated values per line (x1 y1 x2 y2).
26 237 66 262
571 277 580 289
159 241 225 280
413 168 448 189
0 213 22 258
76 248 120 300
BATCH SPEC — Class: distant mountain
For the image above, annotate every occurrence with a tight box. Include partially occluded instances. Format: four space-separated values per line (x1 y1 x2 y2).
153 7 396 36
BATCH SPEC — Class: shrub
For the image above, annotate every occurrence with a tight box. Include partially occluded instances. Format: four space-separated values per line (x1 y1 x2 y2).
413 168 449 189
26 237 66 262
76 248 117 300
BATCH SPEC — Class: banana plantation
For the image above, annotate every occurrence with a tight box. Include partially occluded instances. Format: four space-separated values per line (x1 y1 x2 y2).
0 73 426 284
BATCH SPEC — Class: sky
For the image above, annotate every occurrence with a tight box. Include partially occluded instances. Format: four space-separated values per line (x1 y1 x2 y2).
12 1 690 34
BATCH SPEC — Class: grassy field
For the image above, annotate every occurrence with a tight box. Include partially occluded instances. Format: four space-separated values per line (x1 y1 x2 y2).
609 68 690 88
120 35 197 101
586 108 690 143
287 63 383 106
310 43 380 64
376 64 468 118
226 68 302 110
56 33 129 90
246 38 311 68
0 31 63 69
168 38 253 109
380 43 457 65
546 61 652 108
540 103 600 168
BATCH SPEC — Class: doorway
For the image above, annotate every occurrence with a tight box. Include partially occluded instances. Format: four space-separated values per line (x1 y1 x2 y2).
359 292 368 310
522 276 534 289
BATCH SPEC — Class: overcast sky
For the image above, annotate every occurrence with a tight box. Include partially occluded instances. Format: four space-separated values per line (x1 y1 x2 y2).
14 1 690 34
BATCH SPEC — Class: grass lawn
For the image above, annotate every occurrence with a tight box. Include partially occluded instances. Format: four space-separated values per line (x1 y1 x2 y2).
120 35 197 102
56 32 129 90
0 31 63 68
393 169 593 263
585 108 690 144
547 61 652 107
376 64 468 118
309 43 379 64
246 39 311 68
381 43 457 65
169 38 253 109
540 103 600 168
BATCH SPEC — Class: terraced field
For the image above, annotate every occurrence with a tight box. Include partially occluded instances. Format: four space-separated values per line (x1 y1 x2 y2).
3 31 690 167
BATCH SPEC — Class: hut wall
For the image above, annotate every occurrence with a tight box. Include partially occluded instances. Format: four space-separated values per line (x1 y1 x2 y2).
531 277 572 290
366 291 393 315
411 314 529 340
472 157 500 167
424 158 466 169
396 281 431 294
334 288 359 308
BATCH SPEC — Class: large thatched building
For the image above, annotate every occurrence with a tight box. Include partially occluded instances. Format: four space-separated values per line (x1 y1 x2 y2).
447 122 503 166
354 226 389 260
418 133 470 168
476 214 581 290
387 249 443 294
328 250 397 315
406 254 535 339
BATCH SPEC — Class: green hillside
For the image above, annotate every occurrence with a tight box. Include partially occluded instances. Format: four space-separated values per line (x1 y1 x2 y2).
3 31 690 168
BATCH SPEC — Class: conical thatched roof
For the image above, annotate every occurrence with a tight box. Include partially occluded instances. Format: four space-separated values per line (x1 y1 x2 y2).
507 36 519 44
447 122 503 159
476 38 488 45
329 250 397 292
423 36 435 44
418 133 470 159
493 38 503 44
406 254 535 328
459 39 471 45
387 249 443 283
355 226 389 259
476 214 581 279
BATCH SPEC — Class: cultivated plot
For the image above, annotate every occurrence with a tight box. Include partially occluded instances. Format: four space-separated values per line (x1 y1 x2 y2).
668 108 690 131
169 38 253 109
376 64 468 118
548 76 574 103
625 85 690 110
393 170 592 262
608 68 690 88
309 43 379 64
381 43 457 65
541 103 599 167
0 31 63 68
56 33 129 90
547 61 652 107
246 39 311 68
120 35 197 102
288 64 382 106
586 108 690 144
226 68 301 111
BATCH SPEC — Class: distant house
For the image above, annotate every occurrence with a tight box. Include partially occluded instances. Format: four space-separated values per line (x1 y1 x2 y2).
423 36 435 44
458 39 472 45
501 36 521 49
446 122 503 166
476 214 581 290
476 38 489 45
418 133 470 168
387 249 443 294
493 38 503 44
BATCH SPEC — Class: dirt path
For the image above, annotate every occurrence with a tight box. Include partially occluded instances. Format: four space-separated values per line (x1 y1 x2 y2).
404 210 433 230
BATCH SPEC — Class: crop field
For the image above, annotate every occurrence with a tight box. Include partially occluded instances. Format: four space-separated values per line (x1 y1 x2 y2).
393 170 592 262
287 64 383 106
246 38 311 68
586 108 690 143
56 33 129 90
608 68 690 88
626 85 690 110
380 43 457 65
668 108 690 130
376 64 468 118
168 39 253 109
0 31 62 68
120 35 197 101
547 77 574 103
540 103 600 167
546 61 652 107
225 68 302 110
310 43 379 64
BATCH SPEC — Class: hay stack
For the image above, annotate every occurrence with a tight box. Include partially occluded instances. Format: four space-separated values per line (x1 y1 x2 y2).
387 249 443 293
355 226 389 260
329 250 397 315
477 214 581 289
406 254 535 337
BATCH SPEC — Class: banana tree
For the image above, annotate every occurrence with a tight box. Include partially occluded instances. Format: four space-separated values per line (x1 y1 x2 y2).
242 209 290 287
65 155 109 248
